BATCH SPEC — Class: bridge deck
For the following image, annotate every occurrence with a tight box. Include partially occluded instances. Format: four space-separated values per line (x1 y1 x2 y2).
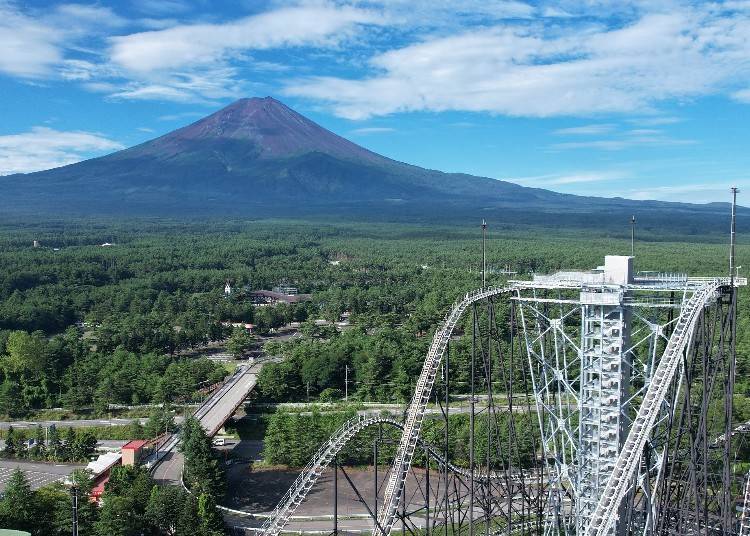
198 364 261 437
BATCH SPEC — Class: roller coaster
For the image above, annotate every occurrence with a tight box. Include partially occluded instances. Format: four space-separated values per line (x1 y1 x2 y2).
259 250 747 536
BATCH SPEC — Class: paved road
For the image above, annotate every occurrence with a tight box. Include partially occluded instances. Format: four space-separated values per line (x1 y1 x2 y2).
0 459 83 492
0 417 149 430
153 362 266 485
198 362 263 437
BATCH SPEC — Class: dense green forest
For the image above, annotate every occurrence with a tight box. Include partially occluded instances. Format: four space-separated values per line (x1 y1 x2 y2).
0 218 748 418
0 464 225 536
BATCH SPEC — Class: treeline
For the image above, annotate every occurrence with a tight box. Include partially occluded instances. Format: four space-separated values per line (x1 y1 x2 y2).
0 466 225 536
0 328 226 417
263 409 538 469
2 425 96 463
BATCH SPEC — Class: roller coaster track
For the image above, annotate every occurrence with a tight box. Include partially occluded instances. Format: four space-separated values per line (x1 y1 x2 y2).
261 286 514 536
585 281 723 536
260 413 524 536
376 286 514 535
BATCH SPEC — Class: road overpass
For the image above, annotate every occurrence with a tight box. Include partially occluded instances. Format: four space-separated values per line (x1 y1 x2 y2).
152 360 265 484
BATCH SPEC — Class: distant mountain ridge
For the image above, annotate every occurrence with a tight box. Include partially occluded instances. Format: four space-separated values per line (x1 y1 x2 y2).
0 97 738 233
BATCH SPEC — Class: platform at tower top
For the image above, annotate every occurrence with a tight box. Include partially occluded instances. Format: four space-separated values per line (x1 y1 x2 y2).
511 254 746 292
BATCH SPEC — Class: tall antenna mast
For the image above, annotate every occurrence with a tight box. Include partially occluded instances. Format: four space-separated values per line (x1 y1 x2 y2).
731 187 739 284
630 215 636 257
481 219 487 288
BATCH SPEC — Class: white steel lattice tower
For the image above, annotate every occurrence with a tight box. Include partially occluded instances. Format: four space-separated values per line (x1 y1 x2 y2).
512 256 741 536
576 257 632 536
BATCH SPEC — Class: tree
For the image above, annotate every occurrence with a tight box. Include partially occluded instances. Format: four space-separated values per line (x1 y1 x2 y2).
225 327 254 358
0 469 38 533
3 425 18 457
175 494 202 536
146 484 186 535
38 471 98 536
179 417 225 499
95 466 154 536
71 429 97 461
198 492 225 534
60 427 77 461
48 424 62 461
30 424 46 459
0 379 25 417
144 406 176 438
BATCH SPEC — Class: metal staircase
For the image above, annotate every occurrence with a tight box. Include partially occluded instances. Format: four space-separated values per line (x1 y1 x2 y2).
584 282 721 536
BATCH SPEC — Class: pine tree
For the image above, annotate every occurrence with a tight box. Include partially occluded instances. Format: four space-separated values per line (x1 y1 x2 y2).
198 492 225 534
61 427 76 462
30 424 46 459
0 469 38 532
175 494 203 536
179 417 225 499
3 425 17 457
48 425 62 461
146 485 186 535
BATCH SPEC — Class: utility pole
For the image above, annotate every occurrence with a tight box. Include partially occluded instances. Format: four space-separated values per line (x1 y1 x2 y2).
344 365 349 401
306 381 310 402
630 215 636 257
731 187 739 284
71 484 79 536
481 219 487 288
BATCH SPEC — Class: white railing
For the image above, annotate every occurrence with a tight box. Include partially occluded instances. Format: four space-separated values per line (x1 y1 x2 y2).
740 472 750 536
584 282 720 536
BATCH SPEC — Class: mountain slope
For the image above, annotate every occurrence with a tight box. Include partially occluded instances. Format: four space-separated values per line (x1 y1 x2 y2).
0 97 737 233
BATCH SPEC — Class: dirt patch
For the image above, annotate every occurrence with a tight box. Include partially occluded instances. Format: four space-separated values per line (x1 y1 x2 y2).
225 463 435 517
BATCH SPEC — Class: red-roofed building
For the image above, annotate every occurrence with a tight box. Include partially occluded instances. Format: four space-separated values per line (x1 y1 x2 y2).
86 452 122 503
122 439 151 466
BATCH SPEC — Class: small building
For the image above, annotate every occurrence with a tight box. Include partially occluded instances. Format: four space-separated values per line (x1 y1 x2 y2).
224 280 232 296
250 289 312 305
32 240 40 248
121 439 150 466
86 451 122 503
272 285 298 295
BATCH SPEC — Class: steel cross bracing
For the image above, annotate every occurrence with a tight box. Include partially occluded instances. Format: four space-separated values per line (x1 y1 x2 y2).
375 285 517 535
584 282 722 536
259 414 521 536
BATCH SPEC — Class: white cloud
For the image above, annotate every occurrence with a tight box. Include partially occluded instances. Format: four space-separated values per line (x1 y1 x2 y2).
285 6 750 119
0 127 124 175
622 181 748 203
0 2 126 79
627 116 682 126
551 135 695 151
350 127 396 134
157 111 205 121
732 88 750 102
109 5 382 74
108 67 245 103
554 124 616 135
0 4 64 77
510 170 629 186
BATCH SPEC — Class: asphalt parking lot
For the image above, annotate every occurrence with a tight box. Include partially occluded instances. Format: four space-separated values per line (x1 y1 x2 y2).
0 459 83 492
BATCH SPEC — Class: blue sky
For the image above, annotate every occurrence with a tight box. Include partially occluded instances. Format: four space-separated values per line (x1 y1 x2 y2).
1 0 749 203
